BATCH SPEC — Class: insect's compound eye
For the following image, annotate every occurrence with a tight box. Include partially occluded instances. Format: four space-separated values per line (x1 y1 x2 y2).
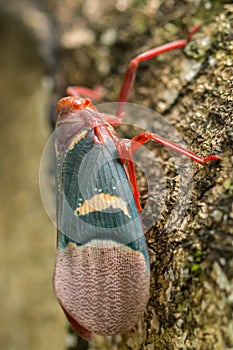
72 98 83 109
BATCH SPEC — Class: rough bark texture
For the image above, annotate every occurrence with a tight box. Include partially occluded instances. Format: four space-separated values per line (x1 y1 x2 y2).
1 1 232 350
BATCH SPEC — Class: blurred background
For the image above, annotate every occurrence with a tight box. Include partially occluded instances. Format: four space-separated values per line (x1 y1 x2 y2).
0 2 66 350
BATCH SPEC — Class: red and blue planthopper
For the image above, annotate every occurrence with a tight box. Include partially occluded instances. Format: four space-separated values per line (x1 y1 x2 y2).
44 25 221 340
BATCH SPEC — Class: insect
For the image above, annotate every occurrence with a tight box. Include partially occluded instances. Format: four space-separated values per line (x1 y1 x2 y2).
53 25 220 340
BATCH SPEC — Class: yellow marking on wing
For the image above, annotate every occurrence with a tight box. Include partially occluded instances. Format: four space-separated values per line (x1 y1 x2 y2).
74 193 130 217
68 130 88 151
54 142 59 157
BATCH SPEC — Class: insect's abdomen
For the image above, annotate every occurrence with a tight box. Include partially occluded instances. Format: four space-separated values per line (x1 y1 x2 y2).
54 126 150 337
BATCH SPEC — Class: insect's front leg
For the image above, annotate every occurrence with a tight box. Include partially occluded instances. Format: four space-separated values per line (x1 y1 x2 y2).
66 85 103 100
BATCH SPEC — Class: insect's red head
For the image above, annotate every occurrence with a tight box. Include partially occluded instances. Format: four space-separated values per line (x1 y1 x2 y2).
57 96 96 115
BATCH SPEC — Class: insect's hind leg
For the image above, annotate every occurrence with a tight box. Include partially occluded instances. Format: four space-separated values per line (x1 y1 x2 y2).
116 25 199 119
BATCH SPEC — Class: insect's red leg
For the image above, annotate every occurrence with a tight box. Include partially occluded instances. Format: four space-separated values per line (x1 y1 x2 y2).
130 131 221 164
66 85 103 100
116 127 220 211
117 24 199 119
101 114 122 127
117 139 142 211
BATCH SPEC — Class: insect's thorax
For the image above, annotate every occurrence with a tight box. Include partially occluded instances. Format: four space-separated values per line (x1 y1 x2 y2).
56 108 116 148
